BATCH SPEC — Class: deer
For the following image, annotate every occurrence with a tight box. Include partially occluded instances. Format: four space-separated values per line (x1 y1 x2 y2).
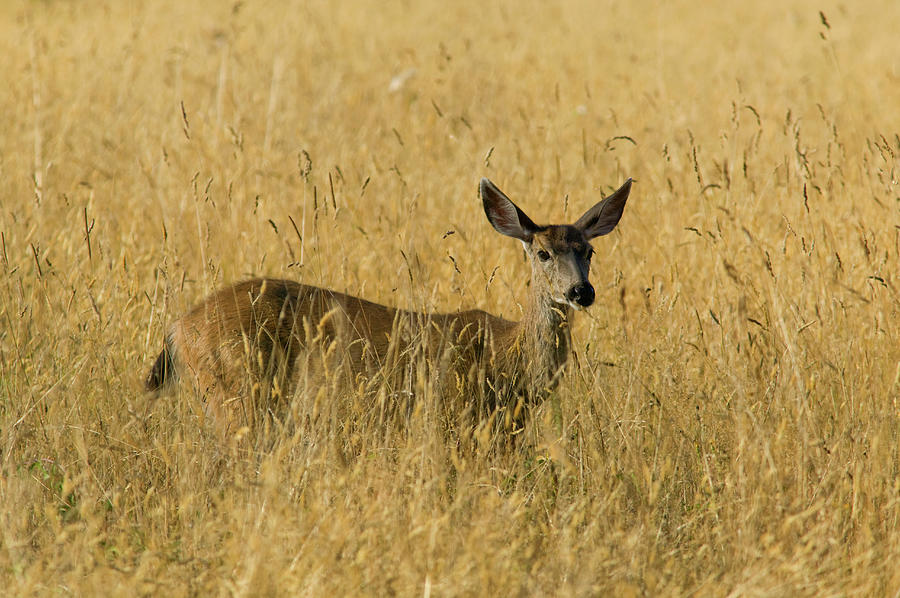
145 177 632 436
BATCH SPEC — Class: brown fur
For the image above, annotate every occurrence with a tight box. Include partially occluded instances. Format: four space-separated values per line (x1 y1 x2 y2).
145 178 632 435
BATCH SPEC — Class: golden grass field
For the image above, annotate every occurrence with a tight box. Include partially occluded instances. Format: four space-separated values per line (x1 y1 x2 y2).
2 0 899 595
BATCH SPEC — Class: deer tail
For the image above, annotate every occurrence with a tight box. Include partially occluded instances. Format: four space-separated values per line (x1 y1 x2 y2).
145 337 176 392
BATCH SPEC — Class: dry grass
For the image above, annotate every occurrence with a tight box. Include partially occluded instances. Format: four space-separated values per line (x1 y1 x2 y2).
1 0 899 595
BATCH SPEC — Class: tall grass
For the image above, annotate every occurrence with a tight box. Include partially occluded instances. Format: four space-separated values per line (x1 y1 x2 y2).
1 0 898 595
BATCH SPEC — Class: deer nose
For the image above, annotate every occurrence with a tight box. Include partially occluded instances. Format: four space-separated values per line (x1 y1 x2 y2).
567 283 595 307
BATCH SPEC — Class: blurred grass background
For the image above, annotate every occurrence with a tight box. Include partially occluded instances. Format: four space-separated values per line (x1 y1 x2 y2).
1 0 898 595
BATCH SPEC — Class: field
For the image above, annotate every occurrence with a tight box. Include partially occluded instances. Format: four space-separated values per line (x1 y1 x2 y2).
1 0 899 595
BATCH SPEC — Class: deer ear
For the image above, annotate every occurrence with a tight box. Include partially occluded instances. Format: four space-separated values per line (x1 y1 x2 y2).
480 179 541 242
574 178 632 239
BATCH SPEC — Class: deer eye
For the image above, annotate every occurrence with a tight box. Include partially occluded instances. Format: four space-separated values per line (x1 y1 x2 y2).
537 249 551 262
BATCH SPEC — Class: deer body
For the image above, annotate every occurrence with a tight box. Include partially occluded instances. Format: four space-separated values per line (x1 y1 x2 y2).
146 178 632 434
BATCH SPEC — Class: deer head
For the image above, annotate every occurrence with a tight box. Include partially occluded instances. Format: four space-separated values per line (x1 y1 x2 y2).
480 178 632 311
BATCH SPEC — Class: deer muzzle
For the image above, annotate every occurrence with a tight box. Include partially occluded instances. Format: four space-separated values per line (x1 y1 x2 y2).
567 283 595 308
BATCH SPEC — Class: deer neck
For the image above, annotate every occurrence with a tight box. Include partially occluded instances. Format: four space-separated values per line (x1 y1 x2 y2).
516 288 572 387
